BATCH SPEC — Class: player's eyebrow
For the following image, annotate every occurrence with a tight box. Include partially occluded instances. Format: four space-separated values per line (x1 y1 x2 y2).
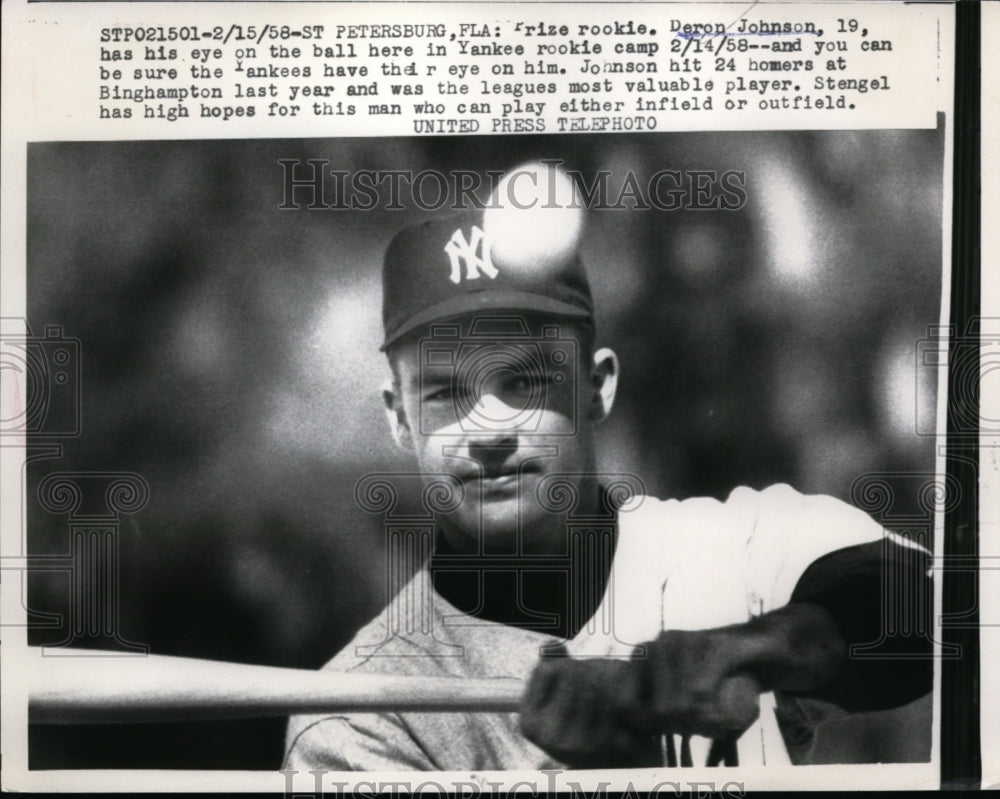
408 370 448 391
416 374 450 388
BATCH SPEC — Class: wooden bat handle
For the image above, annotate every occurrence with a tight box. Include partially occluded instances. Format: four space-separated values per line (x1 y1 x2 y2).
27 649 524 724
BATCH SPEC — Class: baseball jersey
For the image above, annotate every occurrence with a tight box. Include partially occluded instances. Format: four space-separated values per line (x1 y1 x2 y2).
284 484 914 771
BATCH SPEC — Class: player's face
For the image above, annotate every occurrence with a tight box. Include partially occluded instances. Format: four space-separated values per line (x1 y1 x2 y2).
384 317 617 554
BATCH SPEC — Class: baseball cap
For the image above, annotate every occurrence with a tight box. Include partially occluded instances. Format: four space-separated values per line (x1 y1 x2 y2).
380 209 593 350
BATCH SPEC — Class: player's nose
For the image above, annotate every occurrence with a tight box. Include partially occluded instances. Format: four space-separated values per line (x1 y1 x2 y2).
459 392 518 444
467 433 518 477
464 390 535 434
469 392 512 427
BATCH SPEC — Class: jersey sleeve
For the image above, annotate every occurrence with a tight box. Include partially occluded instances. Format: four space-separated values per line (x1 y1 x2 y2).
284 712 436 771
737 484 932 731
573 485 894 648
735 485 933 760
736 483 890 615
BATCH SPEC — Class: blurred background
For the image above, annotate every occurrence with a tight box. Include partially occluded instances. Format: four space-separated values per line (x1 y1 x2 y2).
24 126 943 768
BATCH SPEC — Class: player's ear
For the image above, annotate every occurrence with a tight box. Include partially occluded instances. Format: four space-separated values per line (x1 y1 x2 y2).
382 380 414 451
588 347 619 423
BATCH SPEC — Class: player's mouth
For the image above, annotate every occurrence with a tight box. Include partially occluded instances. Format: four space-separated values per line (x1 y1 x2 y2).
464 462 541 495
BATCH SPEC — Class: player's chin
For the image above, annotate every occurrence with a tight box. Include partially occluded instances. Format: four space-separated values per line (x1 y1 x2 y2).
446 495 541 546
493 500 570 546
464 493 523 534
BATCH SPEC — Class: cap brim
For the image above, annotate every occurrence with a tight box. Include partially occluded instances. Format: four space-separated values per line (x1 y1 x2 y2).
380 289 591 351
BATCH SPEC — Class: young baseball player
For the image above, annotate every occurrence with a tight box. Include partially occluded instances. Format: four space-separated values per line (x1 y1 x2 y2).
284 198 932 771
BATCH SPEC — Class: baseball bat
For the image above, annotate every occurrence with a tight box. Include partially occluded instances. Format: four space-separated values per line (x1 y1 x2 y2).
27 649 524 724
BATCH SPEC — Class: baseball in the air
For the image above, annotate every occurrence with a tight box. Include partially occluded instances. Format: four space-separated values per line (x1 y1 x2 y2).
484 161 584 273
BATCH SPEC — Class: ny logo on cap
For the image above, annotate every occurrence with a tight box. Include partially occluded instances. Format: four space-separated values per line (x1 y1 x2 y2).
444 225 498 285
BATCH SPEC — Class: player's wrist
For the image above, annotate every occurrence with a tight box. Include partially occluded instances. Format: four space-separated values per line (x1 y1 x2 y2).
739 602 847 693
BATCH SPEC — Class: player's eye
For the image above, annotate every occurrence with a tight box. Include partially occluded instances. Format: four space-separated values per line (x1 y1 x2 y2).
505 376 532 392
505 373 552 392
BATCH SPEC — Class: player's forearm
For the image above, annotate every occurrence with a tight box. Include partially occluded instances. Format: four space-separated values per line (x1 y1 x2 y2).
786 539 933 710
734 602 847 693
